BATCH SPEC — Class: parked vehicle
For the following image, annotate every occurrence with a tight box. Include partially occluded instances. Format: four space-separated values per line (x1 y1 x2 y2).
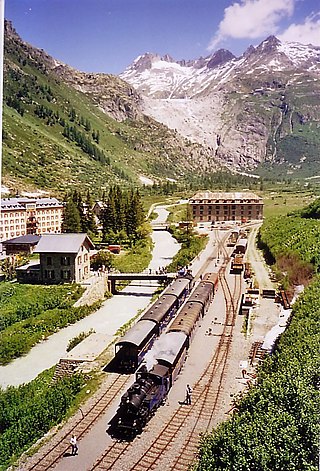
108 245 121 254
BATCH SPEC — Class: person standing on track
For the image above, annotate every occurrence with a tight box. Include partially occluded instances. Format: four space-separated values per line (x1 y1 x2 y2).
70 434 78 455
185 384 192 405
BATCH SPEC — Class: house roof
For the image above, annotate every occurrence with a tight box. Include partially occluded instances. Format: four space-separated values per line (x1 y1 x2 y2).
35 233 94 254
2 235 41 245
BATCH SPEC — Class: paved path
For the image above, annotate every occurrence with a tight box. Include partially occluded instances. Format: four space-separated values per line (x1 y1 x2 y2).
0 208 180 388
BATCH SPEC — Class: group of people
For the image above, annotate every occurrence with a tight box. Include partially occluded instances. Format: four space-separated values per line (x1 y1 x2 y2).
148 266 167 275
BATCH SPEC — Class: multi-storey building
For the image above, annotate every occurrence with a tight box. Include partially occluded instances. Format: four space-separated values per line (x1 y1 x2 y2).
0 197 63 242
189 191 263 223
16 233 94 284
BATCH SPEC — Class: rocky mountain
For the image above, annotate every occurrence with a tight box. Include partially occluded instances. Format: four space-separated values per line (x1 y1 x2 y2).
120 36 320 177
2 20 220 195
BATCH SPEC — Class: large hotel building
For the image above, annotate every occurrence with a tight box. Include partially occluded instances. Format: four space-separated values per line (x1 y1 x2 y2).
0 197 64 242
189 191 263 223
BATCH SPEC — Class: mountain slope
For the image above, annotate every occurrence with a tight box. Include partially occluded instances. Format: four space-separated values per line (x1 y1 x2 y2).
2 20 218 195
120 37 320 177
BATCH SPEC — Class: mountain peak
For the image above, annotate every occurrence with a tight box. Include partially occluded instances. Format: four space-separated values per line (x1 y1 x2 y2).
128 52 176 73
257 35 282 52
207 49 236 69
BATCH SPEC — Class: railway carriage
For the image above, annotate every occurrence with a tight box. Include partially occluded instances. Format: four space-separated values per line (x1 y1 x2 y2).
202 272 219 291
162 276 192 300
114 277 192 371
234 238 248 254
167 302 203 347
115 320 158 371
188 280 214 312
140 277 191 333
231 254 244 273
227 228 240 246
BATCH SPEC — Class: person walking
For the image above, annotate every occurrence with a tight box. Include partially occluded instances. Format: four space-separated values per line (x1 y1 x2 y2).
185 384 192 405
70 434 78 455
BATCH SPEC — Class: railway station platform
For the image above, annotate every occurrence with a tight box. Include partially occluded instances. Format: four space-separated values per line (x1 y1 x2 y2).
64 333 113 362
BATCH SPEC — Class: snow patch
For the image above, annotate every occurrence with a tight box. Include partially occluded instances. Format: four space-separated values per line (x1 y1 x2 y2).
139 175 154 185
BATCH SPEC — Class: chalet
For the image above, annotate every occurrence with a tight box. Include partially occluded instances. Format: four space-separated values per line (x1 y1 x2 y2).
16 233 94 284
2 234 41 255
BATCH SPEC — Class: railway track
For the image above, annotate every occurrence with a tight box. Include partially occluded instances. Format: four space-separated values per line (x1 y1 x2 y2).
24 374 130 471
24 229 241 471
90 232 243 471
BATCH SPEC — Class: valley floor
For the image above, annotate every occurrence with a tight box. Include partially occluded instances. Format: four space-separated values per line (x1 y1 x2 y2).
20 224 283 471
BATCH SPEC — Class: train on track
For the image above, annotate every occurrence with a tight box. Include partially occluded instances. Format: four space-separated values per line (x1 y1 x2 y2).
227 228 240 246
231 237 248 273
109 273 218 438
114 276 193 372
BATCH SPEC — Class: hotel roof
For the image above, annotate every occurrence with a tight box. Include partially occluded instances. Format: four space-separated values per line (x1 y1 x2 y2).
189 191 263 201
1 197 63 210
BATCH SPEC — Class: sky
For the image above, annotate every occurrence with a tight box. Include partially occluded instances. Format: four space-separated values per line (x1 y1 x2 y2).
4 0 320 75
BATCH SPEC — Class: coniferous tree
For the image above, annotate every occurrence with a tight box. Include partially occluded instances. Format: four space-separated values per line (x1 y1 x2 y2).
71 190 85 231
62 197 81 233
101 189 117 241
125 189 145 241
83 190 97 235
85 118 91 132
115 186 125 231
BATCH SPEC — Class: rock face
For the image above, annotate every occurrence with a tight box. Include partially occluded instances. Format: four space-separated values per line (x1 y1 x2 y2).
120 36 320 173
3 20 222 191
4 20 143 122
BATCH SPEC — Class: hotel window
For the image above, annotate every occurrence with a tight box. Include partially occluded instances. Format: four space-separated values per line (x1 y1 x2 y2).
78 256 82 265
47 256 52 266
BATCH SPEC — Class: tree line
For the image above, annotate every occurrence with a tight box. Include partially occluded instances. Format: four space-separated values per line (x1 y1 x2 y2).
100 186 145 244
62 190 97 237
62 186 146 244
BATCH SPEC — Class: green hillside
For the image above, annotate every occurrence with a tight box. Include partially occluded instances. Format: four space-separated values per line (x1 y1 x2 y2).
3 21 215 196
